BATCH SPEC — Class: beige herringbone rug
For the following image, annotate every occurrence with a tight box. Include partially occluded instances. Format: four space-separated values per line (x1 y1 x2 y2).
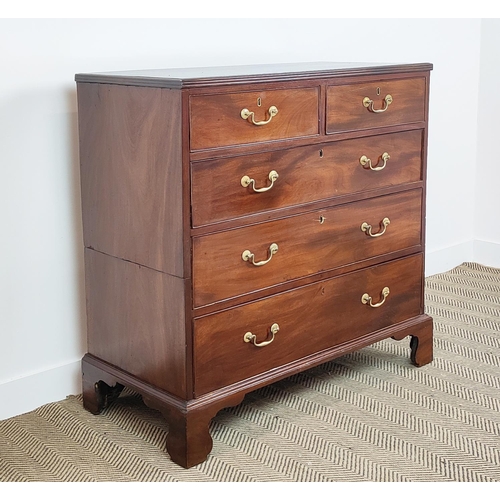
1 262 500 481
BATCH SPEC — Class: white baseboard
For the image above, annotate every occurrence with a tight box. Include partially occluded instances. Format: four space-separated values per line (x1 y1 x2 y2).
0 360 82 421
473 239 500 269
425 240 475 277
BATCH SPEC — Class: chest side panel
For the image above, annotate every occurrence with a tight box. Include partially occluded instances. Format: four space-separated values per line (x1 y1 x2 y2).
78 83 185 277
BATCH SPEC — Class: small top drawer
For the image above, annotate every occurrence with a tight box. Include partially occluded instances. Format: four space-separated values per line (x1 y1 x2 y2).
189 87 320 150
326 77 426 134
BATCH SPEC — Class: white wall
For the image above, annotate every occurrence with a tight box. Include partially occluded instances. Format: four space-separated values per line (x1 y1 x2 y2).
0 19 486 419
474 19 500 268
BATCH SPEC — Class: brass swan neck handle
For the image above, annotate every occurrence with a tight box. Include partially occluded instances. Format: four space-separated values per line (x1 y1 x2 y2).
240 105 278 126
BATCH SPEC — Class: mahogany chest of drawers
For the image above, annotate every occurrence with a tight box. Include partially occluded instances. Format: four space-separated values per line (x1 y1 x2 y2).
75 62 433 468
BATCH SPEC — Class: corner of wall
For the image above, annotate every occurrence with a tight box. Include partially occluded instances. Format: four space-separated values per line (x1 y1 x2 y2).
425 241 475 277
0 361 82 421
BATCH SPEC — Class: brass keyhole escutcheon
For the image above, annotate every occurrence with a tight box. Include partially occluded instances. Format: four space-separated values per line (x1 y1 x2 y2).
319 149 324 158
319 216 326 224
376 87 381 95
257 97 262 107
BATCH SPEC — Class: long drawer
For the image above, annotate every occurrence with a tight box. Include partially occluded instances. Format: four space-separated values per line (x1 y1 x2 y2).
189 87 320 150
192 189 422 307
193 253 423 395
191 129 423 227
326 77 426 134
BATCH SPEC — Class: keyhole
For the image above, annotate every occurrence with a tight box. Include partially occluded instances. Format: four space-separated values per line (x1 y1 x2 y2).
376 87 381 96
257 97 262 107
319 216 326 224
319 149 324 158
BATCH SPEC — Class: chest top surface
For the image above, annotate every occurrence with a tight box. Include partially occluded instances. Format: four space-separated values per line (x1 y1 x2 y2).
75 61 433 88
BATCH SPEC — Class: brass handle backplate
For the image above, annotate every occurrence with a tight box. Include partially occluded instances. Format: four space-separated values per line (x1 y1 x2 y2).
360 152 390 171
361 287 390 308
242 243 278 267
361 217 390 238
244 323 279 347
241 170 279 193
240 105 278 126
363 94 393 113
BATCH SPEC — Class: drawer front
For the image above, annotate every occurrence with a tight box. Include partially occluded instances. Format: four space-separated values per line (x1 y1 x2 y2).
194 254 423 395
189 87 320 150
326 78 426 134
192 189 422 307
191 129 422 227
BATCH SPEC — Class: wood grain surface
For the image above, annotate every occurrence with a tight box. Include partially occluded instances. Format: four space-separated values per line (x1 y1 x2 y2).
193 189 422 307
191 129 423 226
84 248 189 399
193 254 423 395
78 83 185 277
326 77 425 134
189 87 320 150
